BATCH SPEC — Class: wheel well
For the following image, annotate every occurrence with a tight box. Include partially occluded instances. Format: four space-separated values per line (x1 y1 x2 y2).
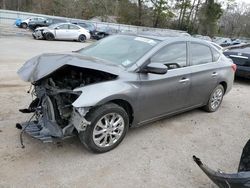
45 32 55 39
110 99 134 124
219 81 227 93
79 34 86 38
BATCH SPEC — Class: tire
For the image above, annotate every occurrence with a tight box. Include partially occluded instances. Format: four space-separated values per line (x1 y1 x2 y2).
78 34 86 42
45 32 55 41
203 84 224 112
79 103 129 153
21 23 28 29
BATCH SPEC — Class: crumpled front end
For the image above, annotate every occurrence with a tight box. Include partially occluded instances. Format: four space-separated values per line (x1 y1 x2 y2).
193 139 250 188
17 64 117 143
32 28 47 40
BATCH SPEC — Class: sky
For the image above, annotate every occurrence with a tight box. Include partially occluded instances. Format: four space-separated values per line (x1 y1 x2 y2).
237 0 250 3
218 0 250 9
223 0 250 5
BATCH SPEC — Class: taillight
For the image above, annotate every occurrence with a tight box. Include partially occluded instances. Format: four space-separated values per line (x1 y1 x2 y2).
231 64 237 72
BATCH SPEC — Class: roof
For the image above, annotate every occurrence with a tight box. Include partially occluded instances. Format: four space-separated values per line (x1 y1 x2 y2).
120 31 190 41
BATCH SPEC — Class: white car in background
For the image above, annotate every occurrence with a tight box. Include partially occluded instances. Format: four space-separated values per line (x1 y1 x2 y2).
32 23 91 42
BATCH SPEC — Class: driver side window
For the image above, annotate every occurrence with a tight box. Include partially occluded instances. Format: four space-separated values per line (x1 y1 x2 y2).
151 42 187 69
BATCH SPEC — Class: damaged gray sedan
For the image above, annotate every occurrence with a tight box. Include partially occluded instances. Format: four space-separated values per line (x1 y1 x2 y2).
17 34 235 153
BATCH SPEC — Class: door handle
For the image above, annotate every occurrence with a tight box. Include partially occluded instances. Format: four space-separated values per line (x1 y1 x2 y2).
211 72 218 77
179 78 190 83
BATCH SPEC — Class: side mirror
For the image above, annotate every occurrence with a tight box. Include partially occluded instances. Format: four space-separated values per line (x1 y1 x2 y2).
55 27 59 30
143 62 168 74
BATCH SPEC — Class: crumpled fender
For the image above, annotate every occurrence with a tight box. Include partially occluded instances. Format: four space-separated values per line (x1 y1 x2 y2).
72 80 138 108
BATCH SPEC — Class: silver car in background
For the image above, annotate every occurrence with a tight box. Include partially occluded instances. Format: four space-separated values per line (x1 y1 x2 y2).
17 34 236 153
32 23 91 42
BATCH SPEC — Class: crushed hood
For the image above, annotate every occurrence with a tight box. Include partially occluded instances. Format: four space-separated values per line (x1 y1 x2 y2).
17 52 123 82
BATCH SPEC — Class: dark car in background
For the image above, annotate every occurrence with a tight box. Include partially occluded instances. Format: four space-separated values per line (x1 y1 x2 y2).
224 44 250 78
15 17 47 29
28 18 66 30
92 26 120 40
214 37 232 47
72 22 96 36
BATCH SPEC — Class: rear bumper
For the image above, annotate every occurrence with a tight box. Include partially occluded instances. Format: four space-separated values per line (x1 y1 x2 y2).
236 65 250 78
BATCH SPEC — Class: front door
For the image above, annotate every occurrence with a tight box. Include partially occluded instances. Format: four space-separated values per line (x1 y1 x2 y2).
68 24 81 40
54 24 69 39
137 42 192 123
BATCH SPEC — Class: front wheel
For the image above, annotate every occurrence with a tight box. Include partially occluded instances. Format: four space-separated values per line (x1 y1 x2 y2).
79 103 129 153
203 84 224 112
45 32 55 41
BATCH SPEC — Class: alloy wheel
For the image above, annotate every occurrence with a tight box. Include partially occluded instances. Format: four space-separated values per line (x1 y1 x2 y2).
211 88 223 110
93 113 125 147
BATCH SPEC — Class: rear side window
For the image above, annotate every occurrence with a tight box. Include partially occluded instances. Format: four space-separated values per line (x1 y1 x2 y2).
69 24 79 30
151 42 187 69
190 43 212 65
211 47 221 62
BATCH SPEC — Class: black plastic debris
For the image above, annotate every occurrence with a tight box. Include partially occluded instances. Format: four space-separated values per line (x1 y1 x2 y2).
193 140 250 188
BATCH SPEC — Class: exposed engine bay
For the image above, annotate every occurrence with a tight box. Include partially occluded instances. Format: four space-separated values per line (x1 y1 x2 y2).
17 65 117 144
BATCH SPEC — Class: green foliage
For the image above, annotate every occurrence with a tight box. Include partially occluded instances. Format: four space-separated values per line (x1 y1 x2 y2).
198 0 223 37
151 0 174 27
2 0 250 37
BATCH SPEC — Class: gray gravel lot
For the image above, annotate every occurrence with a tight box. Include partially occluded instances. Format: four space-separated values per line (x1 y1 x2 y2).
0 36 250 188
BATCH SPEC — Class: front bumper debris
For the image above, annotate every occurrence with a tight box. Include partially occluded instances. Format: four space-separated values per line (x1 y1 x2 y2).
32 30 44 39
16 95 90 145
16 121 53 143
193 139 250 188
71 108 90 132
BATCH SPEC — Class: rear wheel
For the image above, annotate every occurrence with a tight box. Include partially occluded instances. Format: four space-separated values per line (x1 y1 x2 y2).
45 32 55 41
78 34 86 42
203 84 224 112
79 103 129 153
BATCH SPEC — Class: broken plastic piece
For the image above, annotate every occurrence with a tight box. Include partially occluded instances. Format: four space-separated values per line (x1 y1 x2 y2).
193 140 250 188
19 108 35 113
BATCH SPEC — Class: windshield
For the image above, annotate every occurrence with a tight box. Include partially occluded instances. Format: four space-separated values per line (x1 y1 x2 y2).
77 35 159 67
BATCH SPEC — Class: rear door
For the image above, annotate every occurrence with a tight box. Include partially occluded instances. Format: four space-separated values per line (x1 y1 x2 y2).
138 42 192 122
189 42 219 107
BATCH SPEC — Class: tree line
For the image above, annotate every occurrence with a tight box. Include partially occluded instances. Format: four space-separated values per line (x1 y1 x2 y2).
1 0 250 37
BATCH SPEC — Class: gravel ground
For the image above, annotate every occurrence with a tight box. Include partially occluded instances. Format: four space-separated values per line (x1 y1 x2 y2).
0 36 250 188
